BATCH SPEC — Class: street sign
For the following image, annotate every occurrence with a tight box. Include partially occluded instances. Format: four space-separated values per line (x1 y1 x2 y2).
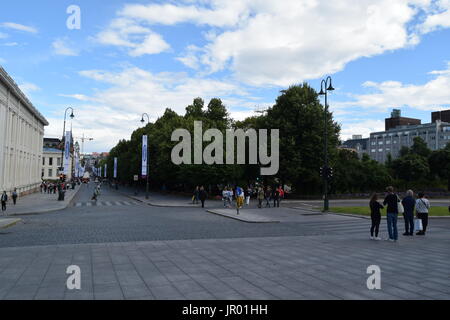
134 175 139 181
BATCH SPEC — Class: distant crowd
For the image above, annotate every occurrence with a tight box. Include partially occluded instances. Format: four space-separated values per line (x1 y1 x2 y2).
191 185 286 213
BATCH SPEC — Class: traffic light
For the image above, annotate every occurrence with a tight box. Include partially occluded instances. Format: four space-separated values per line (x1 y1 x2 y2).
326 167 334 180
319 167 324 177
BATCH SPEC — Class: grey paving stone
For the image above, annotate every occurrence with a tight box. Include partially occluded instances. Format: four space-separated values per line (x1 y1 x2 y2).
121 283 153 299
149 284 184 300
4 285 39 300
94 283 124 300
34 285 66 300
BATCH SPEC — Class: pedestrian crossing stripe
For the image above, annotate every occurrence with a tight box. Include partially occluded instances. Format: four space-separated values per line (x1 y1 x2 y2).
73 201 140 207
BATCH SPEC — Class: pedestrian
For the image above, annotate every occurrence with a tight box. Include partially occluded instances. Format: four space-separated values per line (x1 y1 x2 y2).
278 185 285 203
1 191 7 213
369 193 383 240
222 187 229 208
265 187 272 208
235 186 244 215
227 187 234 207
245 187 251 206
193 186 199 205
383 186 400 242
11 188 18 205
401 190 415 236
273 187 280 208
199 186 207 208
257 187 265 209
415 192 431 236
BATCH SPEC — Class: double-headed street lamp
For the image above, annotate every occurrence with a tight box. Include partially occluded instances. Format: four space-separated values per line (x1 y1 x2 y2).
141 113 150 200
319 76 335 212
61 107 75 179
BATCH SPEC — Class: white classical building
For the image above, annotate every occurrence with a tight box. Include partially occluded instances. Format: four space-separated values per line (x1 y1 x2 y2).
0 66 49 195
42 147 73 181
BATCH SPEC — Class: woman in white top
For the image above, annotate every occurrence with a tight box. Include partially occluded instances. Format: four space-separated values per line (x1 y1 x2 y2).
415 192 431 235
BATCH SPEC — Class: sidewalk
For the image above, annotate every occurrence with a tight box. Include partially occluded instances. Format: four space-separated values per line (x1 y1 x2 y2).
2 185 82 216
0 218 22 229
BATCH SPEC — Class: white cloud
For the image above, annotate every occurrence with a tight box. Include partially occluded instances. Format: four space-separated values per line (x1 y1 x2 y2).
339 119 385 140
19 82 40 95
419 0 450 33
0 32 8 39
336 63 450 112
1 22 38 34
0 57 5 64
58 66 254 150
95 18 170 56
4 42 18 47
52 38 79 56
114 0 437 87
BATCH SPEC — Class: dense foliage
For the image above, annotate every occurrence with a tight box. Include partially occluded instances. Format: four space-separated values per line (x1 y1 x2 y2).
102 83 450 195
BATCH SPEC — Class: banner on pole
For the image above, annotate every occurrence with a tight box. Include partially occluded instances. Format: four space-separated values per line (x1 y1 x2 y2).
63 131 71 175
114 157 118 178
142 135 148 177
104 164 107 178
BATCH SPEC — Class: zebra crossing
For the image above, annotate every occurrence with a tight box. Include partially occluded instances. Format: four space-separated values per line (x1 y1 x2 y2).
73 200 141 207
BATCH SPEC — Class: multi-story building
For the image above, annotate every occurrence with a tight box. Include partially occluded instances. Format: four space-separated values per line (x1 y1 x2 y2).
385 109 421 131
41 147 74 181
342 135 369 158
369 115 450 163
0 66 48 195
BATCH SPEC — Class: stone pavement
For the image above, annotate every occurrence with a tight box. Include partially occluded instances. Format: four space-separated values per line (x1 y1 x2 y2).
3 185 81 216
0 230 449 300
207 209 281 223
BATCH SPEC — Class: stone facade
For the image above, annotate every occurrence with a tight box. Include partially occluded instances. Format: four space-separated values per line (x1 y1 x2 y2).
0 66 48 195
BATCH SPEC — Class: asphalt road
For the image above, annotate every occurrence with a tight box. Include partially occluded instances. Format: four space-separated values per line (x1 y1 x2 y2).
2 183 449 249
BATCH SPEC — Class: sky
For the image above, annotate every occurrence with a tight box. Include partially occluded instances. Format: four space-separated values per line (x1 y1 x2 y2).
1 0 450 153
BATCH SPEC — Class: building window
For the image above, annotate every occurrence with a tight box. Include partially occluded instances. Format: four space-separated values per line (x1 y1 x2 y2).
48 169 53 177
57 158 61 166
49 157 53 166
386 141 391 144
43 157 45 166
379 149 383 152
371 149 376 153
379 141 383 145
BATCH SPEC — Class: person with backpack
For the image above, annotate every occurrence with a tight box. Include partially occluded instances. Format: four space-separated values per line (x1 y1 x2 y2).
383 186 400 242
11 188 18 206
415 192 431 236
369 193 383 240
1 191 7 213
401 190 415 236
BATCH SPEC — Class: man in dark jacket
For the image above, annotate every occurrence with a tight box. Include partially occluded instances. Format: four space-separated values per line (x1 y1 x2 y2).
199 186 207 208
401 190 415 236
1 191 8 212
383 186 399 242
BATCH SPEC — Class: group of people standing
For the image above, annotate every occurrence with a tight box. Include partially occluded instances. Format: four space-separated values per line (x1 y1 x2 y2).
192 185 286 213
1 189 18 214
370 186 431 241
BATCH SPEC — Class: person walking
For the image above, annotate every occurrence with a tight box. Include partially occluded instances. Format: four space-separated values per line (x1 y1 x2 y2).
369 193 383 240
245 187 251 206
264 187 272 208
1 191 7 213
401 190 415 236
273 187 280 208
416 192 431 236
257 187 265 209
199 186 207 208
193 186 199 205
278 185 285 203
11 188 18 206
222 187 228 208
235 186 244 215
383 186 400 242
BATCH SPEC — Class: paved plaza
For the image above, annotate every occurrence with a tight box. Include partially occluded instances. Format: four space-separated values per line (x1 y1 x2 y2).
0 184 449 300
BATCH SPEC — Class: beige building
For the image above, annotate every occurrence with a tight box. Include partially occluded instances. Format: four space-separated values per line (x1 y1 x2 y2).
41 147 73 181
0 66 49 195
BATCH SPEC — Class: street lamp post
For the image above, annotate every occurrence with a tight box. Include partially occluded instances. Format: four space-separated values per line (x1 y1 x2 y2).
319 77 335 212
61 107 75 180
141 113 150 200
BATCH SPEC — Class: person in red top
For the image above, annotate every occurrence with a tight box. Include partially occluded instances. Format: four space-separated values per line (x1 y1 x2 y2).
278 186 285 201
